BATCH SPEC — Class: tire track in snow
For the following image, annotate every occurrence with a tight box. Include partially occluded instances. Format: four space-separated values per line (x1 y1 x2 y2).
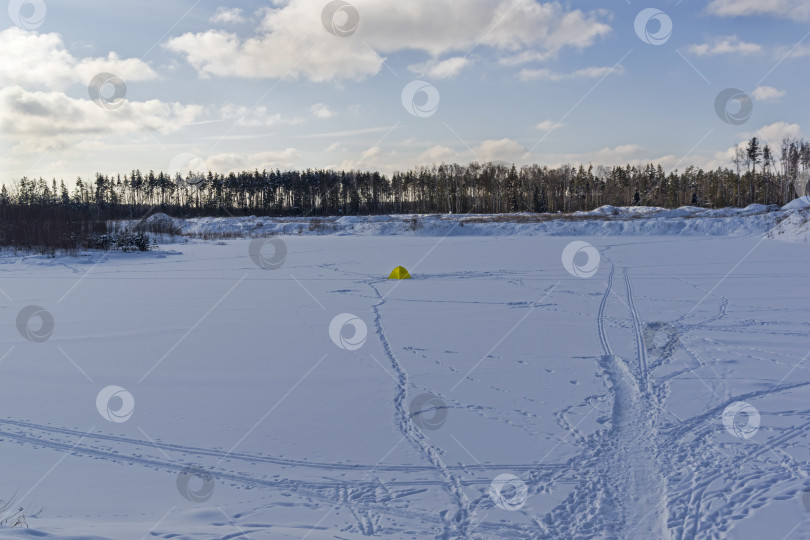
368 280 472 539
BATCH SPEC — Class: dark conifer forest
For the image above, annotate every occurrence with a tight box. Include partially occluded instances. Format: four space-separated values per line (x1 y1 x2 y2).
2 136 808 253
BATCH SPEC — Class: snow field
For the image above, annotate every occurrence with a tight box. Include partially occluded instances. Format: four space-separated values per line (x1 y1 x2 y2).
0 205 808 538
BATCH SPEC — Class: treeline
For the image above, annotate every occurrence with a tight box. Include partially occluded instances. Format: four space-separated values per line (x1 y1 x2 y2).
3 137 809 219
0 205 153 255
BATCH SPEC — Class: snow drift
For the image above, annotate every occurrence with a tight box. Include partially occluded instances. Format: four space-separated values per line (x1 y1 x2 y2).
136 200 810 243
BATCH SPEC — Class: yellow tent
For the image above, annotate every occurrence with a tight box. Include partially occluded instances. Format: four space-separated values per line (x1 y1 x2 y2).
388 266 412 279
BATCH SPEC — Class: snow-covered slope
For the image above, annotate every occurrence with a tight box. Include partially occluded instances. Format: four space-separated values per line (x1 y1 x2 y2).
761 197 810 243
781 196 810 211
135 201 810 242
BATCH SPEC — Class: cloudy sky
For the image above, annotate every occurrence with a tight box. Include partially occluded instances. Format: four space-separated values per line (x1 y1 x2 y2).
2 0 808 182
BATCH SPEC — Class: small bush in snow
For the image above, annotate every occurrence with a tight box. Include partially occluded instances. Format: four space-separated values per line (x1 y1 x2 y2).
0 497 43 528
85 230 154 252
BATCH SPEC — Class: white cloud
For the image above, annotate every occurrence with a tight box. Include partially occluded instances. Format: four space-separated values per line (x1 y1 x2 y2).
408 57 471 79
310 103 335 119
0 86 202 153
417 145 457 164
401 137 419 147
705 143 745 171
534 146 644 167
210 7 246 24
705 122 802 170
751 86 786 101
204 148 299 172
410 138 527 165
220 104 304 127
0 27 156 91
526 144 686 170
536 119 564 131
519 64 625 82
498 50 552 66
687 35 762 56
325 142 343 152
166 0 611 82
782 44 810 58
317 0 611 56
707 0 810 20
165 27 383 82
755 121 801 144
593 144 644 161
338 145 388 170
475 138 526 162
360 146 382 161
772 43 810 61
296 125 394 139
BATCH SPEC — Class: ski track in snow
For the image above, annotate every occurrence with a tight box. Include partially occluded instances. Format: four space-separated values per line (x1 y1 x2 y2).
548 258 809 540
571 260 668 538
597 264 615 358
4 268 807 538
0 418 546 475
3 229 810 538
624 267 649 387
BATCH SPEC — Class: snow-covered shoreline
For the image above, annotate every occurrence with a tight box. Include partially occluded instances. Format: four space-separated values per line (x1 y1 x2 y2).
133 197 810 243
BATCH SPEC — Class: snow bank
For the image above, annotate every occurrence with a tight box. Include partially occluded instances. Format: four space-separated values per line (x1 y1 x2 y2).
767 210 810 242
766 197 810 242
782 196 810 210
131 200 810 243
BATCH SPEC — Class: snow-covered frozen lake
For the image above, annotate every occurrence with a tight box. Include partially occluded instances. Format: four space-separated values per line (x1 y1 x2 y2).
1 210 809 538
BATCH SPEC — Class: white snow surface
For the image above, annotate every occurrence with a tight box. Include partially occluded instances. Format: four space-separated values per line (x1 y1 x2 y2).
1 202 809 539
782 196 810 211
